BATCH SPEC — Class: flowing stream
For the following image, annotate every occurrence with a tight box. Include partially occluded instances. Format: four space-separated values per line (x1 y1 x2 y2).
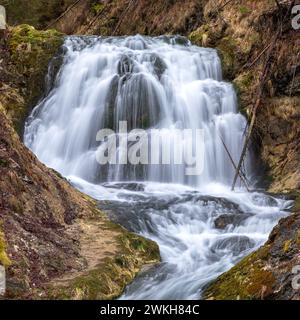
24 35 291 300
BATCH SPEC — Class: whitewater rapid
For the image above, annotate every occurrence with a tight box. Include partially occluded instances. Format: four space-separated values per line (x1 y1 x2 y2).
24 35 292 299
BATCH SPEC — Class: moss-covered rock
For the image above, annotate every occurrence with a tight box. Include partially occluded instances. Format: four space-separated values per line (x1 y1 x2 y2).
0 223 11 268
233 71 257 112
292 196 300 213
46 217 160 300
204 246 273 300
189 26 209 47
2 24 64 132
204 210 300 300
216 37 239 80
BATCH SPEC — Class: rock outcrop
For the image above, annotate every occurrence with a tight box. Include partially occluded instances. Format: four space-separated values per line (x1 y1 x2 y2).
204 210 300 300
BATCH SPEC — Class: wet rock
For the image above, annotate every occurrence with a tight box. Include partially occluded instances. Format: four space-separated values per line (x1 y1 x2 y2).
103 74 119 129
118 55 135 76
211 236 256 256
204 212 300 300
102 182 145 192
119 72 162 129
150 53 167 79
214 213 251 229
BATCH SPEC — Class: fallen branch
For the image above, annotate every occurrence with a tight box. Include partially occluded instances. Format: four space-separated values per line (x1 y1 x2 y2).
289 52 300 96
231 31 280 191
45 0 83 30
219 134 250 191
219 0 234 11
242 41 273 70
112 0 136 35
83 4 108 34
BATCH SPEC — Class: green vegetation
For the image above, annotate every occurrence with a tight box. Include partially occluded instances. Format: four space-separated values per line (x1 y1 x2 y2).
0 158 9 168
91 2 104 14
0 224 11 268
217 37 238 80
47 207 160 300
189 26 209 47
204 246 273 300
9 24 63 56
5 24 63 132
283 239 292 253
292 196 300 213
238 6 251 16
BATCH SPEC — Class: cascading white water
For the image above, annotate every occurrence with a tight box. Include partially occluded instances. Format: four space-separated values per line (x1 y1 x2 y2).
25 35 251 187
24 35 292 299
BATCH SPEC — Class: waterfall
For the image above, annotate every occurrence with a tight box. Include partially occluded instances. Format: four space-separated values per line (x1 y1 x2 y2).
25 35 252 187
24 35 291 299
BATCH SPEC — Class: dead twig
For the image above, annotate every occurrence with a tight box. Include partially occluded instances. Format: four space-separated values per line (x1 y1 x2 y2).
219 134 250 191
83 4 108 34
231 31 280 191
45 0 83 30
289 52 300 96
112 0 137 36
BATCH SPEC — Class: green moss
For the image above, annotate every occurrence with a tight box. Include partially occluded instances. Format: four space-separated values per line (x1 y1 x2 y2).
53 258 130 300
6 24 64 132
283 239 292 253
92 3 104 14
217 37 238 80
234 72 255 92
233 71 256 111
238 6 251 16
0 158 9 167
0 224 11 268
292 196 300 213
203 245 274 300
9 24 63 56
296 230 300 246
189 28 209 47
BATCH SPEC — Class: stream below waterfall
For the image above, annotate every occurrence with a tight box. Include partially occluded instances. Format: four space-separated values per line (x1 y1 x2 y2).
24 35 292 300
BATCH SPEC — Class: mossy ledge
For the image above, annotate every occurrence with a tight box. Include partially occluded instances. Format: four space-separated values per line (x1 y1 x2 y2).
203 246 273 300
46 211 160 300
204 210 300 300
2 24 64 133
